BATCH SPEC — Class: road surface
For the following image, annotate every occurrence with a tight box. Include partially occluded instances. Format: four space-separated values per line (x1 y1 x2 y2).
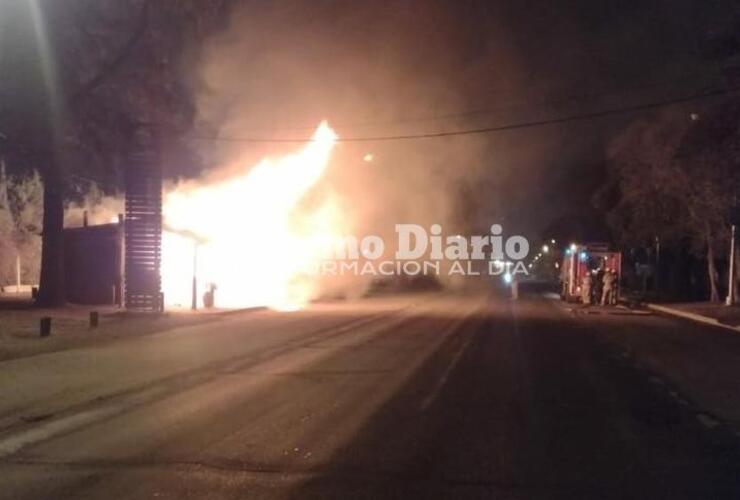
1 291 739 499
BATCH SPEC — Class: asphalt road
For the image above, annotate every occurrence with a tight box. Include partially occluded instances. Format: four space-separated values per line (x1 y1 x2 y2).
1 291 739 499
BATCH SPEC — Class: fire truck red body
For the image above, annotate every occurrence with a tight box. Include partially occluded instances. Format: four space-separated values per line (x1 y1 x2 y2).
560 243 622 302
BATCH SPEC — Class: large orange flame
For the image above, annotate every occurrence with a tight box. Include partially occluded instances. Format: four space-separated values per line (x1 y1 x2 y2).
161 122 340 310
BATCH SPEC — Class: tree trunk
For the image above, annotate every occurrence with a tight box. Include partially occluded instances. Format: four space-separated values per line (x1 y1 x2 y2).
707 230 720 302
36 160 65 307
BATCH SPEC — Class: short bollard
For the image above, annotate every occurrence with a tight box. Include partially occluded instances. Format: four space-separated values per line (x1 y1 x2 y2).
40 317 51 337
89 311 99 329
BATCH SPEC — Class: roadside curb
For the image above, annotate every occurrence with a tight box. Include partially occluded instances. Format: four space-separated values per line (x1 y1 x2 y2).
646 303 740 334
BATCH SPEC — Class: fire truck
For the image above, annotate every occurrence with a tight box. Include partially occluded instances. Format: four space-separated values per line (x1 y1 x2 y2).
559 243 622 302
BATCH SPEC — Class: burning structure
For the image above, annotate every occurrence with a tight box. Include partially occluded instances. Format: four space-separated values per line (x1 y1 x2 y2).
61 122 343 311
160 121 342 311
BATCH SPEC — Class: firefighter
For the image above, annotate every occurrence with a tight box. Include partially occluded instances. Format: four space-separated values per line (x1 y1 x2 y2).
592 264 605 305
581 272 593 305
602 269 616 306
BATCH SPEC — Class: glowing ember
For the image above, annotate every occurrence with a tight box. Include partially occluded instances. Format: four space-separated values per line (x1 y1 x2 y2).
161 122 340 310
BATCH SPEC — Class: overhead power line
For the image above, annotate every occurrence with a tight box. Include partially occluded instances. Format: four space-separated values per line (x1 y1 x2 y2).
188 84 740 144
209 69 721 132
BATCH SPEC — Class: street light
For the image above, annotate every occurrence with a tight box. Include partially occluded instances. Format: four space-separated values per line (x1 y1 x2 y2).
542 244 549 253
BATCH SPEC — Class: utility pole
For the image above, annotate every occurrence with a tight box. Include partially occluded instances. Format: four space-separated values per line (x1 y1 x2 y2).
191 242 198 311
727 224 737 306
728 199 739 306
655 235 661 299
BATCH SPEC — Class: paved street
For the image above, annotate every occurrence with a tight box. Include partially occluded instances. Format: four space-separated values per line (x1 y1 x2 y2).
1 291 740 499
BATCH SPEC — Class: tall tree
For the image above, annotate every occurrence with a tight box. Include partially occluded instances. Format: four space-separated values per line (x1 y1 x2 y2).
602 102 740 301
601 4 740 302
0 0 233 306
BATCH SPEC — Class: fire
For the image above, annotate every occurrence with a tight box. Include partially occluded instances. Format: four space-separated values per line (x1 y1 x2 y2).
161 122 340 310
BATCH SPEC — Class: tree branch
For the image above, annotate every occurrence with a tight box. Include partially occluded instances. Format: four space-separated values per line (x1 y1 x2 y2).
70 0 152 104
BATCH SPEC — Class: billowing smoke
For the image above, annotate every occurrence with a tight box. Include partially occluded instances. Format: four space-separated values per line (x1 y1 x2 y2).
180 1 530 299
64 185 123 227
70 1 547 305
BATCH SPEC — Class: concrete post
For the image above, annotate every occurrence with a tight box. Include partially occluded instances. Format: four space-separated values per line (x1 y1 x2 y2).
89 311 99 328
40 317 51 337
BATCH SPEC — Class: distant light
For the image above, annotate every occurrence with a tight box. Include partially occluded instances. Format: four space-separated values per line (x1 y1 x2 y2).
503 272 512 284
570 243 577 252
363 153 374 162
551 239 556 244
542 245 549 253
690 113 700 121
555 262 559 269
579 251 588 261
528 264 533 269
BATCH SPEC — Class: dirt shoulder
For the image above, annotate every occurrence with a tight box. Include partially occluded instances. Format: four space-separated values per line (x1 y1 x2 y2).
0 295 258 362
